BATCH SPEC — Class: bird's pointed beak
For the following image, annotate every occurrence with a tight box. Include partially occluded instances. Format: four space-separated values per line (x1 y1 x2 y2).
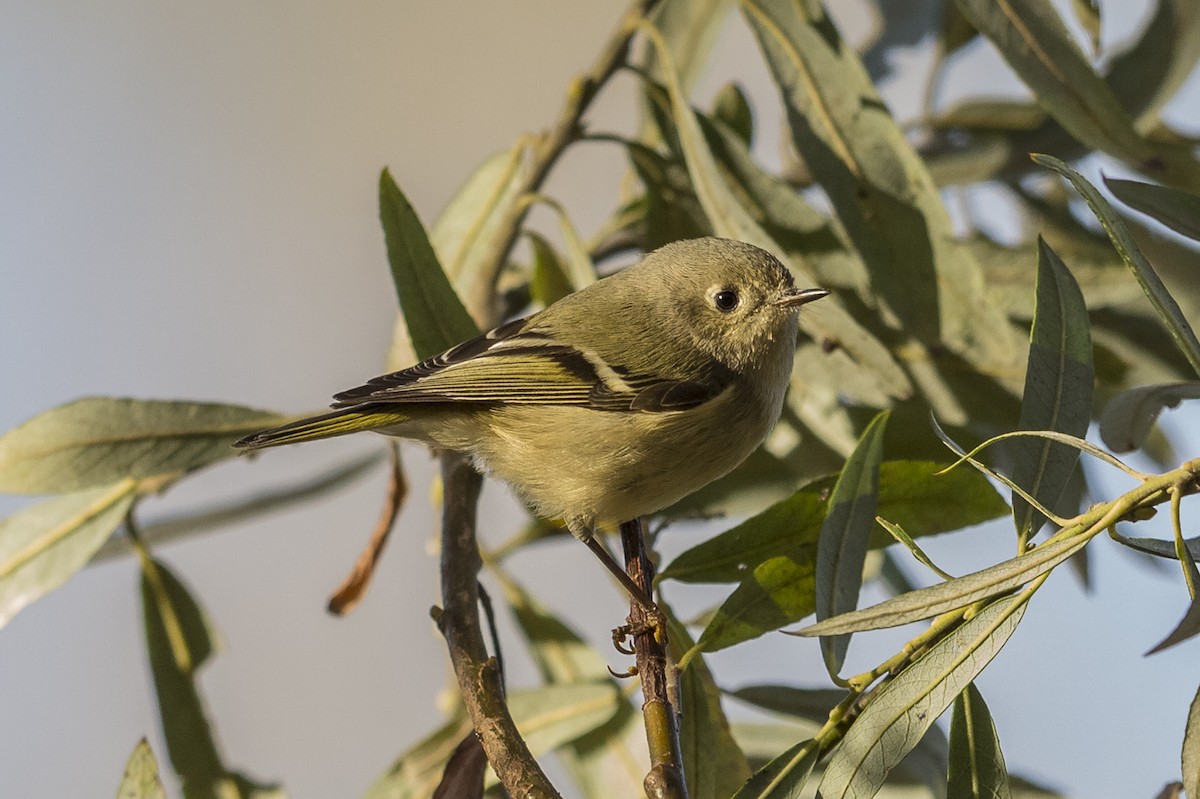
772 287 830 308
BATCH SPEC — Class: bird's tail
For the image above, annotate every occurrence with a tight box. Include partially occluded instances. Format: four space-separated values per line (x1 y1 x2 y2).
234 407 409 451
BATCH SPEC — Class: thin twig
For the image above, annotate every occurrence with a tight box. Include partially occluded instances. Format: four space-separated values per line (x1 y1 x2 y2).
621 519 689 799
438 451 560 799
465 0 663 321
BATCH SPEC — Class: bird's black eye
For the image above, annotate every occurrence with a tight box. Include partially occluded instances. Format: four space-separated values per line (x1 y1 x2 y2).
714 289 739 312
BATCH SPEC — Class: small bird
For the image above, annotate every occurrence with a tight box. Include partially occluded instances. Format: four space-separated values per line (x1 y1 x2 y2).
236 237 827 599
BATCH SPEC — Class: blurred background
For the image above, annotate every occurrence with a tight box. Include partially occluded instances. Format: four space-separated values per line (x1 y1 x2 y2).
2 1 1197 797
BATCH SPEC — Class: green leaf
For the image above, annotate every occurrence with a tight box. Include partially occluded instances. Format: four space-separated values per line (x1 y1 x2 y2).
1105 177 1200 243
1033 154 1200 377
798 533 1086 636
668 609 752 798
0 398 286 495
1145 595 1200 655
743 0 1023 374
948 683 1012 799
364 713 474 799
729 685 845 724
527 231 576 308
1011 238 1093 540
1099 382 1200 452
662 460 1007 584
115 739 167 799
0 481 135 629
93 454 383 563
1106 0 1200 131
816 410 890 677
1184 685 1200 799
1112 534 1200 562
1070 0 1101 54
693 553 818 654
501 573 644 797
730 738 818 799
642 21 913 404
818 595 1029 799
378 168 480 360
140 555 244 798
538 196 598 290
952 0 1165 174
505 682 623 757
430 144 528 288
711 81 754 146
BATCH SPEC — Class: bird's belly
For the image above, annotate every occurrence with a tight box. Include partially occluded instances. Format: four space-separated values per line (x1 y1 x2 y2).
470 391 775 529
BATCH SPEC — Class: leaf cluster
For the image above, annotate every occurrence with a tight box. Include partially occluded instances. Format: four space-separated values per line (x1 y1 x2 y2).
5 1 1200 798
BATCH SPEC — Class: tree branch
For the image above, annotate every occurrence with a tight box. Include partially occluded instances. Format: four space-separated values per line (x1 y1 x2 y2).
622 519 688 799
438 451 560 799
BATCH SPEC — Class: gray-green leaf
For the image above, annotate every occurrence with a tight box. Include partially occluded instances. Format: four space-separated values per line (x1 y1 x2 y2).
799 533 1087 636
0 398 286 495
1011 238 1093 541
1184 684 1200 799
1105 177 1200 243
0 481 135 629
1034 154 1200 377
730 738 818 799
378 168 480 360
115 739 167 799
948 683 1012 799
818 595 1029 799
1099 382 1200 452
817 410 890 677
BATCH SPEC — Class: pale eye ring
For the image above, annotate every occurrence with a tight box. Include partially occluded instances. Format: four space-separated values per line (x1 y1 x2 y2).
714 288 740 312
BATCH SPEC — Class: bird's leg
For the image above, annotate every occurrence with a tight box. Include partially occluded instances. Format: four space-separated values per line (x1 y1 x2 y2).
582 534 662 621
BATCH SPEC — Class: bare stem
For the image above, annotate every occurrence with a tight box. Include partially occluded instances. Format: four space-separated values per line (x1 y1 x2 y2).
621 519 689 799
437 451 561 799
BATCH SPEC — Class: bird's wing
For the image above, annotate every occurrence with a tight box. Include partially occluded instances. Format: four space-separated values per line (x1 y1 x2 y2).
330 317 729 412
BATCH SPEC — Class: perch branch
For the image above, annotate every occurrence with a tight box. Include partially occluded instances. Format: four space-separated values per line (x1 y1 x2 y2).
622 519 688 799
437 451 560 799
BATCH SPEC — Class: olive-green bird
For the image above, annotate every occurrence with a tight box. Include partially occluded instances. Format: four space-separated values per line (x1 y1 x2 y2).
236 237 827 586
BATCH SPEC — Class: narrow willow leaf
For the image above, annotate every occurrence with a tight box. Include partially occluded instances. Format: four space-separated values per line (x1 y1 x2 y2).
504 682 622 757
743 0 1023 374
1184 685 1200 799
501 574 644 797
799 533 1087 636
662 460 1007 584
1113 534 1200 562
378 168 480 359
1106 177 1200 243
1034 154 1200 377
668 609 753 798
878 517 954 580
642 21 913 402
1106 0 1200 131
93 454 383 563
430 734 485 799
817 410 890 677
818 595 1029 799
0 398 286 495
430 144 527 287
1070 0 1101 54
730 738 818 799
116 739 167 799
1012 238 1093 540
140 555 232 795
729 685 845 724
0 481 135 629
645 0 736 96
1145 597 1200 655
1099 382 1200 452
951 0 1153 169
948 684 1012 799
711 81 754 145
364 713 474 799
694 553 817 653
537 196 597 290
527 231 575 308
